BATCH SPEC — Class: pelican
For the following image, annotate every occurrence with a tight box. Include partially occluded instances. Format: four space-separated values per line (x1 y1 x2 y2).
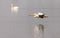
29 12 48 18
11 3 19 13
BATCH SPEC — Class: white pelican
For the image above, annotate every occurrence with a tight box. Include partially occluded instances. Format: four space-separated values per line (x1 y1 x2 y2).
29 12 48 18
11 3 19 13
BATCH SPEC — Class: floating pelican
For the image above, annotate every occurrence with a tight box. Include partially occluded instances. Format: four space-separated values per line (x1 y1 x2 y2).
11 4 19 15
29 12 48 18
11 3 19 14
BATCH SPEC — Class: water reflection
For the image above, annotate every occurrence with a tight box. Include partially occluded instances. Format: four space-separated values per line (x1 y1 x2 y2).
33 24 44 38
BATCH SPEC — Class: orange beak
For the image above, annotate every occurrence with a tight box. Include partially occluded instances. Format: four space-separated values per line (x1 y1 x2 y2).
28 13 36 16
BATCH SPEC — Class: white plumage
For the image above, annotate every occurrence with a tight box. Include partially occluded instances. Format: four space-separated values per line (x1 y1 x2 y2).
11 4 19 13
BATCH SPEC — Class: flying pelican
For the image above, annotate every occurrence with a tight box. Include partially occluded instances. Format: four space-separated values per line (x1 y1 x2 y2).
29 12 48 18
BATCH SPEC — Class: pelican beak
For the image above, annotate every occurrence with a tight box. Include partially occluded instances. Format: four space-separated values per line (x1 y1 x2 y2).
28 13 35 16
